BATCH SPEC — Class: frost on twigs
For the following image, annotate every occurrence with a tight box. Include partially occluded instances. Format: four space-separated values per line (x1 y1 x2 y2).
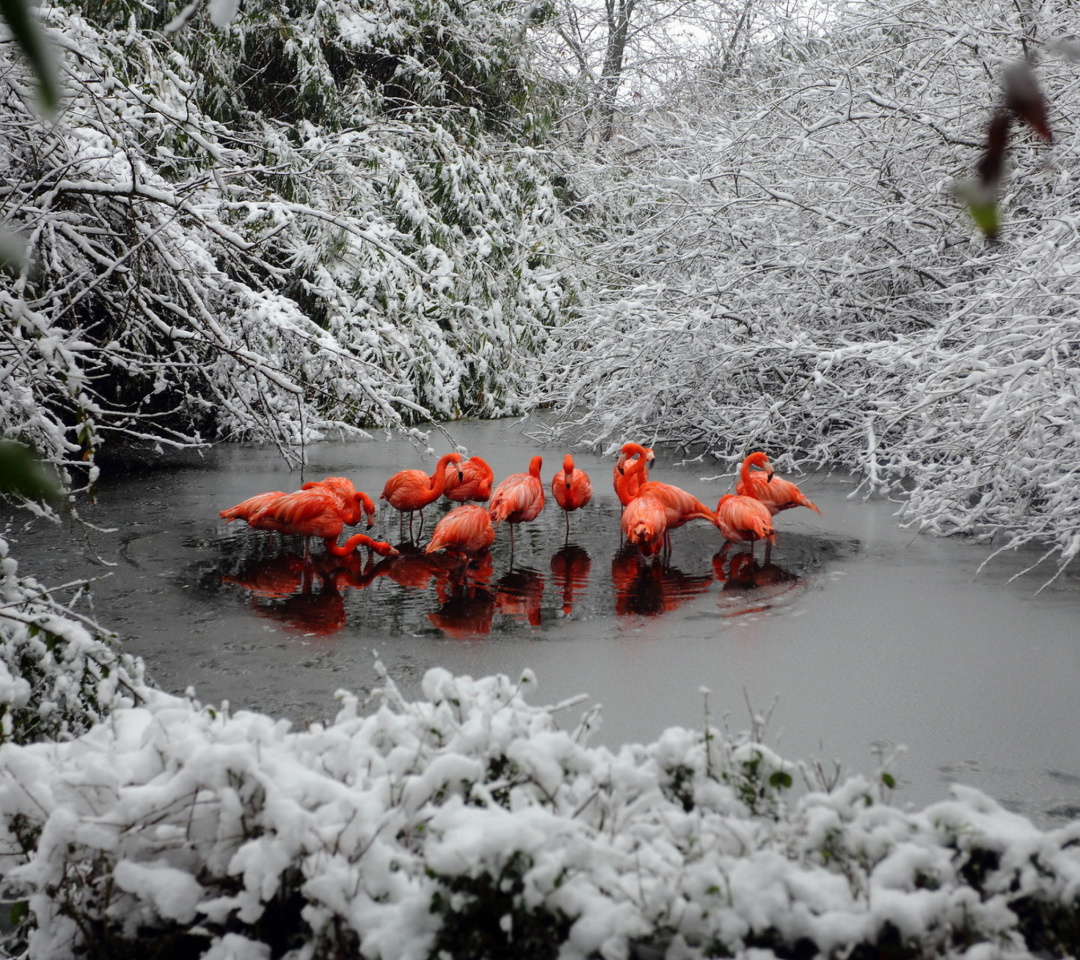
532 0 1080 581
2 594 1080 958
0 537 152 747
1 0 572 492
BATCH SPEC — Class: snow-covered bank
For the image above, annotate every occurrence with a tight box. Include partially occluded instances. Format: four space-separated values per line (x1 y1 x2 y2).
1 541 1079 959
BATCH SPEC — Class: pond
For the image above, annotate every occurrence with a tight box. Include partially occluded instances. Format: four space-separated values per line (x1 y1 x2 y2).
4 418 1080 828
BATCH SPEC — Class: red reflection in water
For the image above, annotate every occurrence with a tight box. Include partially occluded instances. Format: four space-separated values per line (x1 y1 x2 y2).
713 549 801 617
550 544 591 616
611 543 714 617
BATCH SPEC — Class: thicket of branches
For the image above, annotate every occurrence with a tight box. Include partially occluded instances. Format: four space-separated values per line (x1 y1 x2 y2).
1 0 574 492
533 0 1080 576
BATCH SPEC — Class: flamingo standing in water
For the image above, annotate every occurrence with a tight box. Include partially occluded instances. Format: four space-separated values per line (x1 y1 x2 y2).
247 488 385 557
425 504 496 558
443 456 495 503
380 452 464 540
551 454 593 536
619 453 718 551
716 493 776 557
613 443 655 506
735 451 821 517
621 493 668 558
488 455 545 553
302 476 377 528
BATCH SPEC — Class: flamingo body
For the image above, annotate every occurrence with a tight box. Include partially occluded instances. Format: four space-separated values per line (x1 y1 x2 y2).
444 456 495 503
636 480 718 530
621 494 668 557
716 494 776 546
302 476 377 528
489 456 546 527
425 504 496 557
220 491 287 530
552 454 592 533
735 451 821 516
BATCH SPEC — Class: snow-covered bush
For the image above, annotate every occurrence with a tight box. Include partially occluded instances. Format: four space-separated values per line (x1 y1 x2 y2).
0 0 574 494
0 537 151 746
3 651 1080 959
534 0 1080 577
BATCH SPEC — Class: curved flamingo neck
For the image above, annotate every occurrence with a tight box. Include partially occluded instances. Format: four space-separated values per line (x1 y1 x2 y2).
529 456 543 478
429 453 461 497
740 452 768 487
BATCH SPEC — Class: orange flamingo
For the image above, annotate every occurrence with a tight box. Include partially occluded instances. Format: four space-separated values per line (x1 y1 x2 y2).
248 488 376 558
551 454 593 535
302 476 377 528
613 443 655 506
621 454 718 546
380 452 464 539
716 493 776 555
488 455 545 552
443 456 495 503
425 504 496 558
735 451 821 517
621 493 668 557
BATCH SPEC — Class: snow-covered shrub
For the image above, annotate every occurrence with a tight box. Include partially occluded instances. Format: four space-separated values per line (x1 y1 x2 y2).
2 654 1080 960
0 538 151 747
534 0 1080 576
0 0 574 495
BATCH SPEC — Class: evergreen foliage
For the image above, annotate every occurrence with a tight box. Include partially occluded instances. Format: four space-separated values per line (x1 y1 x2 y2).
0 0 573 494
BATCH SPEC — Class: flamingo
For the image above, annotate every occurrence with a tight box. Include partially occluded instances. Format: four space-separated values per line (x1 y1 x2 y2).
716 493 776 556
301 476 377 528
613 443 655 506
551 454 593 536
443 456 495 503
488 455 545 553
620 453 718 547
380 452 464 540
425 504 496 558
333 534 399 558
735 451 821 517
621 493 668 557
248 488 377 558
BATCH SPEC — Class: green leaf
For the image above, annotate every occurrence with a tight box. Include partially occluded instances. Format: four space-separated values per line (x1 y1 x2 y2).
768 770 793 790
0 0 60 113
0 440 62 505
881 772 897 789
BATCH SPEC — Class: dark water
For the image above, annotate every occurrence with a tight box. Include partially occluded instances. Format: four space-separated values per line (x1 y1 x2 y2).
5 419 1080 827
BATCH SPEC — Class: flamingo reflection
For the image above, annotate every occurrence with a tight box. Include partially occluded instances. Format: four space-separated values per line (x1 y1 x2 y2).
611 544 713 617
550 544 591 617
712 549 801 616
494 567 545 626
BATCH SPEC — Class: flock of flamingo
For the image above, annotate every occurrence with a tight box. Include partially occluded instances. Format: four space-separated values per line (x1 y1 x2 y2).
219 444 820 564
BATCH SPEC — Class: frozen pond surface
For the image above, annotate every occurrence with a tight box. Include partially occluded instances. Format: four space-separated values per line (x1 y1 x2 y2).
5 419 1080 828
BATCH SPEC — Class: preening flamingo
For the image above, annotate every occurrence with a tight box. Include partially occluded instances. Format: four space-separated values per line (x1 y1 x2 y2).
716 493 776 555
380 452 464 539
614 443 655 506
621 493 668 557
443 456 495 503
425 504 496 558
735 451 821 517
551 454 593 535
621 452 718 538
488 455 545 552
302 476 377 528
